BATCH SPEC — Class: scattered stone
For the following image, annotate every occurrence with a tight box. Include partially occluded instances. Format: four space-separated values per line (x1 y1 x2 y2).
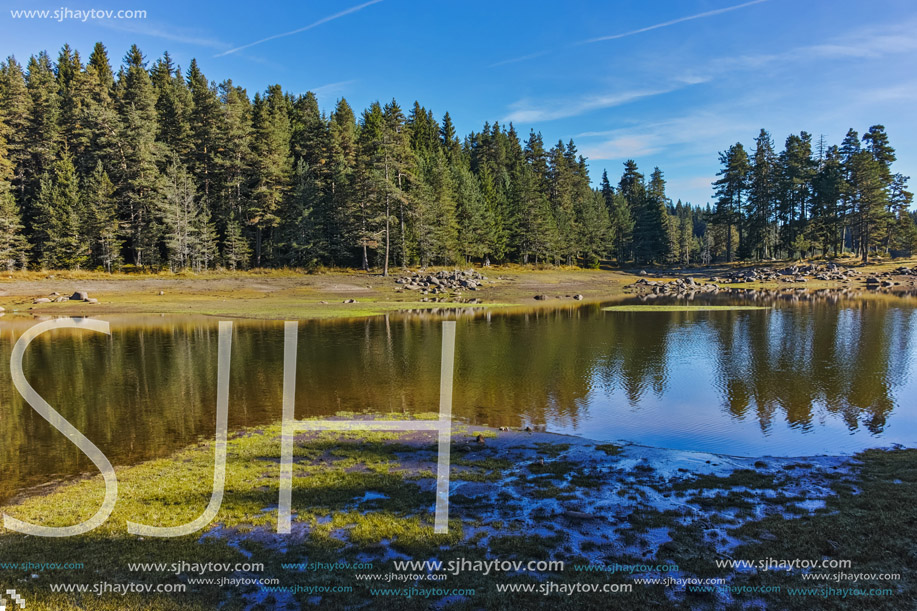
534 294 549 300
573 294 584 300
394 269 488 293
343 299 357 304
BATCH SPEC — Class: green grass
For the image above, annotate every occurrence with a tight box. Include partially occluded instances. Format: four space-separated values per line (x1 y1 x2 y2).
3 414 915 610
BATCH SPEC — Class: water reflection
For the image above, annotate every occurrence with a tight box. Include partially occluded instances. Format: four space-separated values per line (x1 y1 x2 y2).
0 294 915 502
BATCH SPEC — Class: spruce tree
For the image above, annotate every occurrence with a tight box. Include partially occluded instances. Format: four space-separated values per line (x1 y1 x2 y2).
117 45 163 267
33 151 86 269
327 98 358 266
249 85 292 266
84 161 121 272
712 144 750 262
0 133 28 270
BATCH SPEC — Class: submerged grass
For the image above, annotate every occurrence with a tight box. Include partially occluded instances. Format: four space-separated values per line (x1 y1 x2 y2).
0 417 914 610
602 305 771 312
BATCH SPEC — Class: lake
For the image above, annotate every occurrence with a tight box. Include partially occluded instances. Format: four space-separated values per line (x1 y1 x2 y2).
1 292 915 503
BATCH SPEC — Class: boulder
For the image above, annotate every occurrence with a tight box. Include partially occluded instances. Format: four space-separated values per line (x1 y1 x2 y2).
33 297 52 304
534 294 549 301
573 294 584 300
70 291 89 301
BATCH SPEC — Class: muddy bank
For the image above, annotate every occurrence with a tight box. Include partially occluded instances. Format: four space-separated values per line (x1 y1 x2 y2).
4 417 905 610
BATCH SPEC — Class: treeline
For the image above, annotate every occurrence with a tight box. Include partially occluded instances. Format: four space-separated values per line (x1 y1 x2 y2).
0 43 913 273
711 128 915 263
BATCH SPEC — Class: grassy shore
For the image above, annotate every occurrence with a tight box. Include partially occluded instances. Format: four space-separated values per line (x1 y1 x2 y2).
0 415 913 609
1 255 913 321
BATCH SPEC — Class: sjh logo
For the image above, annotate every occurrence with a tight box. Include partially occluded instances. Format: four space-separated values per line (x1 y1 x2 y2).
0 589 25 610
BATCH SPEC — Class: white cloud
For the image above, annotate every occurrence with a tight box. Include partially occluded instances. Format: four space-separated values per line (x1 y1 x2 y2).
580 136 660 160
503 83 698 123
216 0 384 57
307 80 357 100
581 0 769 44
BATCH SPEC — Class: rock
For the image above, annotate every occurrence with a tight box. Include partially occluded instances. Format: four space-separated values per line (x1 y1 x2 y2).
33 297 51 304
85 298 99 304
685 277 696 286
55 296 67 303
70 291 89 301
343 299 357 304
319 300 328 304
158 290 165 296
534 294 549 300
865 277 880 285
573 294 584 300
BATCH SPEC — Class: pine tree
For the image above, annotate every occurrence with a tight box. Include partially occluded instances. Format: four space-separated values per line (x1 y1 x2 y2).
80 43 122 179
249 85 292 266
747 129 776 259
0 187 27 271
84 161 122 272
288 91 330 263
453 162 493 262
712 143 750 262
187 59 222 199
117 45 163 267
810 146 845 256
160 156 201 271
327 98 357 266
777 132 815 257
222 212 250 270
192 204 219 271
848 150 889 263
577 190 610 268
24 52 62 219
0 57 31 200
440 111 461 160
0 133 28 270
33 151 86 269
282 158 321 267
644 167 672 263
151 52 192 163
213 80 252 243
56 45 91 170
620 160 650 263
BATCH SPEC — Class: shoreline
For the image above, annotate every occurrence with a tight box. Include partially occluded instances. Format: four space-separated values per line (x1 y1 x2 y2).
0 259 913 321
2 416 910 609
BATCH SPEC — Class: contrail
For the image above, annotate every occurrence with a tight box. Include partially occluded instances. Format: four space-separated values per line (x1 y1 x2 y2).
215 0 384 57
581 0 768 44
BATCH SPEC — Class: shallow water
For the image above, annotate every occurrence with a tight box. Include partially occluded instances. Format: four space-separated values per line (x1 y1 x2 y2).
1 293 915 502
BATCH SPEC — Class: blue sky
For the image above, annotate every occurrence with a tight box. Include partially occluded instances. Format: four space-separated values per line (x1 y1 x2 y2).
2 0 916 206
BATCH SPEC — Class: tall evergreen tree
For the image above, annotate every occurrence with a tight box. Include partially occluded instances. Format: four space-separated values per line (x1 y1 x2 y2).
117 45 163 267
84 161 121 271
249 84 292 266
712 143 750 262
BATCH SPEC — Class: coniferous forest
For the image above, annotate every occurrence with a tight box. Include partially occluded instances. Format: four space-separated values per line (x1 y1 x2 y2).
0 43 914 273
